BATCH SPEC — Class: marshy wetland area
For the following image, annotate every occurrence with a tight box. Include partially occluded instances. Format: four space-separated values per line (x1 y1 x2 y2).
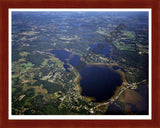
11 11 149 115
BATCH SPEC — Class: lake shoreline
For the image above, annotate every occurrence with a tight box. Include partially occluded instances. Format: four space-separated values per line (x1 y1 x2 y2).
74 63 126 103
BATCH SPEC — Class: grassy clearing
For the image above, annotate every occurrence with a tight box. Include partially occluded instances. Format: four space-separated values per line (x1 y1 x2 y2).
19 52 30 57
118 89 143 113
122 30 135 40
34 84 48 95
42 56 64 68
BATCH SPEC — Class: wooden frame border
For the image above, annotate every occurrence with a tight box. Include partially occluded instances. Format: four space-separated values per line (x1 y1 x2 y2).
0 0 160 128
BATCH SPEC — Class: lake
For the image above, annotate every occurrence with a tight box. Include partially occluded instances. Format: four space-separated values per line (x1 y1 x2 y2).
89 43 111 57
79 64 123 102
50 50 72 63
112 65 125 72
50 50 123 102
50 50 81 71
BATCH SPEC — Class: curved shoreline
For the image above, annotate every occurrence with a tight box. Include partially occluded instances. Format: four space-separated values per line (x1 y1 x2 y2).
74 63 126 103
74 69 96 101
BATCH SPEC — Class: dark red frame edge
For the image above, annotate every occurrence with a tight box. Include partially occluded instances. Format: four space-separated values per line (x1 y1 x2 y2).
0 0 160 128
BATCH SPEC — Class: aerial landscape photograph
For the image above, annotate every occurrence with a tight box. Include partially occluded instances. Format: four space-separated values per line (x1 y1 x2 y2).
10 10 150 116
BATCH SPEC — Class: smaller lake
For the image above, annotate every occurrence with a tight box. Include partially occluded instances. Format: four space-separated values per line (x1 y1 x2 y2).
112 65 125 72
50 50 81 71
69 55 81 67
89 43 111 57
50 50 72 63
79 64 123 102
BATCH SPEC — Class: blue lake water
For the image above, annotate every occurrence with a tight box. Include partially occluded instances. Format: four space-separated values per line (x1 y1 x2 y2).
50 50 72 63
80 64 122 102
89 43 111 57
69 55 81 67
50 49 123 102
50 50 81 71
112 65 125 72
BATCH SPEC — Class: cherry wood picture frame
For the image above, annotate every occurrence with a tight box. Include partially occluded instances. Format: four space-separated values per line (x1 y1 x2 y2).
0 0 160 128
